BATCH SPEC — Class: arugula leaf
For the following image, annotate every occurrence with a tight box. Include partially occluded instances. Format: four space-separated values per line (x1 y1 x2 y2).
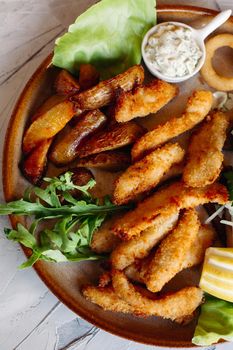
4 224 37 249
2 171 124 268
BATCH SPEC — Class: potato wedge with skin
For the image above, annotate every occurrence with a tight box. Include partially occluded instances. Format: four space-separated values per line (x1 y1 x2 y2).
23 100 76 154
183 111 229 187
71 65 144 110
77 122 145 159
74 151 131 171
49 110 107 166
31 95 65 123
114 79 178 122
79 64 100 90
113 143 185 205
54 69 80 95
21 139 52 184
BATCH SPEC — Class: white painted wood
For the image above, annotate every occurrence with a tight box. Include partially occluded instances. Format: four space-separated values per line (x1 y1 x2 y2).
0 0 232 349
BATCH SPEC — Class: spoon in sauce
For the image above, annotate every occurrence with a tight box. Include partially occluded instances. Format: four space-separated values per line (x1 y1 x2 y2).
142 10 232 83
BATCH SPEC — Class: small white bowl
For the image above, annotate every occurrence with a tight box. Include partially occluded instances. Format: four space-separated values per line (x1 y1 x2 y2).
142 10 232 83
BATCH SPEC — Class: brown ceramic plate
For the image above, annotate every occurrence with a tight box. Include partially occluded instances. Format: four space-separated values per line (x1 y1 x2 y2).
3 5 233 347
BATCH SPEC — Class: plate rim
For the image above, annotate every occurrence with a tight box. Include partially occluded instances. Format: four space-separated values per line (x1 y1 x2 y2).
2 5 229 348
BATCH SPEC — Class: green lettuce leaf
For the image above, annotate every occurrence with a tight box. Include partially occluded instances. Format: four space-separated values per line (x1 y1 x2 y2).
192 294 233 346
52 0 156 79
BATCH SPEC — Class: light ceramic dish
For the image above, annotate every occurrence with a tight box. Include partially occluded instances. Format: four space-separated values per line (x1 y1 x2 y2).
142 10 232 83
3 5 233 348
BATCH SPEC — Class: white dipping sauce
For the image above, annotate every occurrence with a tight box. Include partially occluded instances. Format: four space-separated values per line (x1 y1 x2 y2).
145 23 203 78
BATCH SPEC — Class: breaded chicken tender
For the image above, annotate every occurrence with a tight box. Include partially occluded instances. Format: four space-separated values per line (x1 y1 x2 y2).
144 209 200 292
125 224 215 283
131 90 213 161
112 181 228 240
82 285 134 313
114 79 178 122
183 111 229 187
111 270 203 321
111 212 179 270
184 224 215 267
113 143 184 205
91 215 121 254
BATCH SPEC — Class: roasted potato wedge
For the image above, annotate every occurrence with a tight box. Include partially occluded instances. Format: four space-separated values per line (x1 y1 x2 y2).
70 167 94 186
49 110 107 166
72 65 144 110
79 64 100 90
77 122 145 158
31 95 65 123
54 69 80 95
23 100 76 153
74 150 131 171
114 79 178 122
21 139 52 184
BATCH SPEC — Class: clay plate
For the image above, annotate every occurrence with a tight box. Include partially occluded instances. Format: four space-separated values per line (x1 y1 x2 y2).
3 5 233 347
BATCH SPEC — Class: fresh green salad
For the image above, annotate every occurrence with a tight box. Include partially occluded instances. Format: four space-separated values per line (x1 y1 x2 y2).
0 172 128 268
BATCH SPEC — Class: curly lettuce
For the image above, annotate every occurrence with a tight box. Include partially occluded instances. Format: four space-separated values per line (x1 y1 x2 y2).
192 294 233 346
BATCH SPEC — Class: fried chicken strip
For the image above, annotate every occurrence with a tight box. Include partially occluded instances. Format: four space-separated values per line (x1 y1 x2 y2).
91 215 121 254
113 143 185 205
183 111 229 187
72 65 144 110
144 209 200 292
111 212 179 270
131 90 213 161
82 285 134 314
112 181 228 240
111 270 203 321
114 79 178 122
125 224 215 284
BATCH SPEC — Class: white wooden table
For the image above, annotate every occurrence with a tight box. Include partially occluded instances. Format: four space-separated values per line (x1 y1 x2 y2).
0 1 233 349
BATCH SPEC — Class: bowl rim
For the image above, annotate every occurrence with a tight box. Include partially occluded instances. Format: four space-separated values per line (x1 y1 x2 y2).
141 21 206 83
2 5 231 348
